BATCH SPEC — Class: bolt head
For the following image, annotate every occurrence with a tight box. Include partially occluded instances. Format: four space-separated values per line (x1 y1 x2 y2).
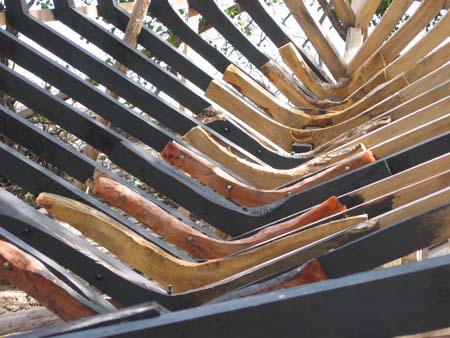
179 154 185 160
344 166 351 171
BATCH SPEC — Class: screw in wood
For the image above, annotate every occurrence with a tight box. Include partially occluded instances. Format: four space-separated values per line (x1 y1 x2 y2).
179 154 185 160
344 166 350 171
3 261 11 270
167 285 173 295
286 191 293 196
226 185 232 190
187 236 193 242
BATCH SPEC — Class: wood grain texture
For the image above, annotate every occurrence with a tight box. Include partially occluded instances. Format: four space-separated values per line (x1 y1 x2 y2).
294 58 450 147
332 97 450 153
92 176 346 258
371 113 450 159
161 141 376 207
348 0 416 74
36 193 367 293
0 240 96 321
0 307 61 336
332 0 355 28
183 127 366 189
353 0 383 37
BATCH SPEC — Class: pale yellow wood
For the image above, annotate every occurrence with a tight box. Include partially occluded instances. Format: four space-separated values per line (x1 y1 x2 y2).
385 11 450 81
37 193 367 293
205 80 301 151
331 0 355 28
344 28 364 64
281 0 445 101
398 326 450 338
222 65 333 128
259 60 321 108
331 97 450 153
184 126 366 189
348 0 415 74
311 81 450 152
371 113 450 159
293 50 450 146
284 0 347 79
378 0 446 64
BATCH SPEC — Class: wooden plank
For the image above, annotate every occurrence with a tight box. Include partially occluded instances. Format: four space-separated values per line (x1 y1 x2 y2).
331 0 355 27
344 27 364 64
161 141 377 207
284 0 347 79
353 0 383 36
0 307 61 336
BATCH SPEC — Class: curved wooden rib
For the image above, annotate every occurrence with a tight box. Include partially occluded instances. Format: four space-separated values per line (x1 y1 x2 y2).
0 240 96 321
91 177 346 258
36 193 367 293
279 0 445 101
184 127 366 189
184 102 448 190
353 0 383 36
284 0 346 79
161 141 376 207
293 55 450 146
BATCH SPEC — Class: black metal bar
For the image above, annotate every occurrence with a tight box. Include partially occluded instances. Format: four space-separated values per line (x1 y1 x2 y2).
219 199 450 298
5 0 291 168
188 0 269 68
149 0 232 73
236 0 330 82
99 0 213 91
0 102 217 251
52 254 450 338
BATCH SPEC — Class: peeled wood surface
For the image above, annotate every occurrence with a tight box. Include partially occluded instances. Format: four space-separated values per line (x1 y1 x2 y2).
184 126 366 189
162 140 376 207
259 60 321 108
37 193 367 293
252 258 327 295
92 176 346 258
0 307 61 336
0 240 96 321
